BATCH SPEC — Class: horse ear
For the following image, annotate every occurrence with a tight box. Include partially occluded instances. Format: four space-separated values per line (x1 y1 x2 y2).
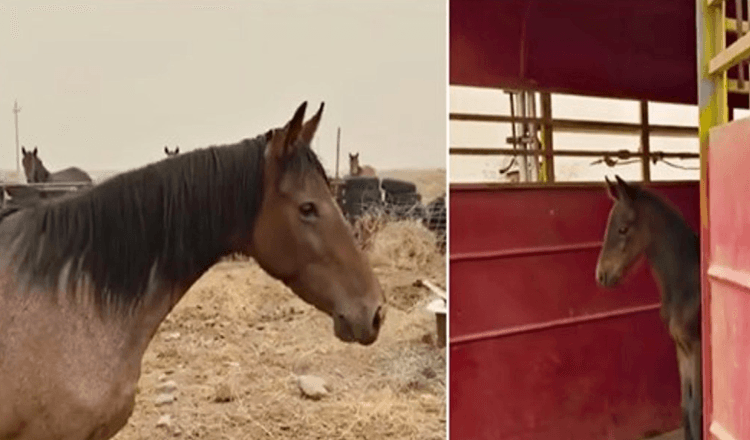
614 175 638 202
33 147 37 156
165 146 169 154
605 176 618 200
299 102 324 144
267 102 307 160
175 147 179 154
21 147 26 155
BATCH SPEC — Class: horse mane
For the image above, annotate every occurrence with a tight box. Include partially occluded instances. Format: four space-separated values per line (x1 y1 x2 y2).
7 134 328 312
633 185 699 255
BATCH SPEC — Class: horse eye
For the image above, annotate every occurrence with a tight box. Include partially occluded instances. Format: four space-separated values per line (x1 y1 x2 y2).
299 202 318 219
618 226 629 235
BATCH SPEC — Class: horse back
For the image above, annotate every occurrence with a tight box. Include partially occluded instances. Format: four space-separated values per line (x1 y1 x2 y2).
50 167 92 183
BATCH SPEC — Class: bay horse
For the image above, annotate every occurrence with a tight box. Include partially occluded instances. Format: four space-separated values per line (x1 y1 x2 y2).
349 152 376 177
595 176 701 440
21 146 93 184
164 146 180 157
0 102 386 440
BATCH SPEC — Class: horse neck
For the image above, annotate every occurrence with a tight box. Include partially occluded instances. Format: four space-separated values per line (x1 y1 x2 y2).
34 161 50 182
641 200 700 310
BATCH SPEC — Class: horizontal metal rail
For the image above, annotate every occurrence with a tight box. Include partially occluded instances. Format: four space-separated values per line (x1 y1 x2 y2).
710 25 750 74
450 147 699 159
450 112 698 137
450 303 662 346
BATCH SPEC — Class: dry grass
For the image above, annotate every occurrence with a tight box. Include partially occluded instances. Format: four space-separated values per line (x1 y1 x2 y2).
115 212 446 440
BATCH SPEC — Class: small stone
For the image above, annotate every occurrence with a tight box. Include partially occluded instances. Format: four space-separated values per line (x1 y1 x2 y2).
164 332 181 341
158 380 178 393
297 375 329 400
156 414 172 428
213 383 234 403
155 393 176 406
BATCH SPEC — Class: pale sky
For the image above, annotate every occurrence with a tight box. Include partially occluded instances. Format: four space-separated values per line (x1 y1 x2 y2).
0 0 446 178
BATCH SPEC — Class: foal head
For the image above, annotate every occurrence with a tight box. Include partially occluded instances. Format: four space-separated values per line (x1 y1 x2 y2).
164 146 180 157
21 147 47 183
349 152 360 175
595 175 652 288
252 102 385 345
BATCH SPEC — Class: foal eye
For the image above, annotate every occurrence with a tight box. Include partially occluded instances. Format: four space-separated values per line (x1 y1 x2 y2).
618 226 629 235
299 202 318 219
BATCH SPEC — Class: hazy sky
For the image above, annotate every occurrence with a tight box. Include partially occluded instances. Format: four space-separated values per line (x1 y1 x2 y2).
0 1 446 177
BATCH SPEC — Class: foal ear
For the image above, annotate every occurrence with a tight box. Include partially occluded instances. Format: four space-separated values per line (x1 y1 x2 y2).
299 102 324 144
175 147 179 154
21 147 27 155
614 175 638 202
605 176 618 200
164 146 169 154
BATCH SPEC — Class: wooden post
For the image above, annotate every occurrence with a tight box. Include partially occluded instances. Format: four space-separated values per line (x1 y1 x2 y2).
335 127 341 179
13 100 21 175
540 92 554 182
640 100 651 182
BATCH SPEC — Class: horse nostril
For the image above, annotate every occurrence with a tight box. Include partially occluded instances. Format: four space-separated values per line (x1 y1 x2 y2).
372 306 384 331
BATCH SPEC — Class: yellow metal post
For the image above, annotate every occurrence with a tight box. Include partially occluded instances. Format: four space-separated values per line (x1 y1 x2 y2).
697 0 727 438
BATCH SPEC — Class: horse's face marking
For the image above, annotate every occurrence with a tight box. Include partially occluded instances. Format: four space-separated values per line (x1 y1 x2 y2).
596 175 651 288
252 103 385 345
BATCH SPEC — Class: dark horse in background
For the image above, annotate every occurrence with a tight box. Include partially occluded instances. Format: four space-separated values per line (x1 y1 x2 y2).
21 146 93 184
0 102 385 440
595 176 701 440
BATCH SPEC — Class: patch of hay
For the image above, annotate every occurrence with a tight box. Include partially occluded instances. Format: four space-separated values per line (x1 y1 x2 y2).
367 220 442 270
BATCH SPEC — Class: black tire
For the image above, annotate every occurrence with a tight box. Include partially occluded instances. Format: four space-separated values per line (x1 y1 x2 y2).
423 195 446 232
385 191 421 206
380 178 416 195
344 176 380 192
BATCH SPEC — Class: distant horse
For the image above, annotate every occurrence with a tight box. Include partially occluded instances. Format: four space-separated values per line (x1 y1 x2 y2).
164 146 180 157
21 146 93 184
349 152 376 177
0 102 385 440
595 176 701 440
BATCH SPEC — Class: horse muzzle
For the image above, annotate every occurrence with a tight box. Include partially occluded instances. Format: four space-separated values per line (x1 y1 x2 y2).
333 304 385 345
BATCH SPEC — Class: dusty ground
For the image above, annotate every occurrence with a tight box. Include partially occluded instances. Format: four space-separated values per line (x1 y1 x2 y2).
114 171 446 440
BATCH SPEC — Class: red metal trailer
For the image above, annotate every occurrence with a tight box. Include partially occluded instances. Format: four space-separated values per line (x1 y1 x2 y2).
450 1 750 439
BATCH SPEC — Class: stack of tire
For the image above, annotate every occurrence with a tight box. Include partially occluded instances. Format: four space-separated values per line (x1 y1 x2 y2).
423 194 446 249
381 178 422 220
340 176 382 220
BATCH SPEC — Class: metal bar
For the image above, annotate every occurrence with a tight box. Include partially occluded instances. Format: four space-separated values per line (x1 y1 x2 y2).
640 101 651 182
707 264 750 291
697 0 727 436
707 0 724 6
527 91 541 181
450 241 602 263
449 147 699 159
540 92 554 182
728 78 750 93
450 113 698 136
736 0 746 89
450 303 662 346
709 28 750 74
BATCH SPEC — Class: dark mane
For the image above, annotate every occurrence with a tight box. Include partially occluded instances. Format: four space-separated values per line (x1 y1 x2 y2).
635 185 700 260
6 134 328 312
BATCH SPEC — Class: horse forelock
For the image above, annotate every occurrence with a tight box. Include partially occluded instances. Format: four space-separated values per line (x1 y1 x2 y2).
5 134 269 314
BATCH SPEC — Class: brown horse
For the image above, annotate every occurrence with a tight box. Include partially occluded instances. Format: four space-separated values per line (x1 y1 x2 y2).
21 146 93 184
595 175 701 440
349 152 376 176
164 146 180 157
0 102 385 440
